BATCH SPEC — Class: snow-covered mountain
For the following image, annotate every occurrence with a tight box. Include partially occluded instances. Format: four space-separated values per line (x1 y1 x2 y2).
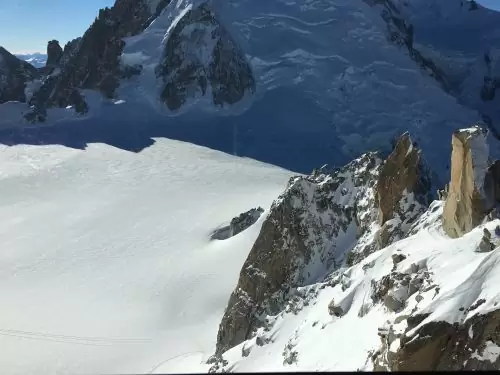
15 53 47 68
2 0 500 373
0 0 499 175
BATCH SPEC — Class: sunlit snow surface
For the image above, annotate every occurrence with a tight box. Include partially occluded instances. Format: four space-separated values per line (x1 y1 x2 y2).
0 139 293 374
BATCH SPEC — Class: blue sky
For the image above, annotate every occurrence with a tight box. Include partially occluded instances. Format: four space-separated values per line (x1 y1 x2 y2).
0 0 499 53
0 0 114 53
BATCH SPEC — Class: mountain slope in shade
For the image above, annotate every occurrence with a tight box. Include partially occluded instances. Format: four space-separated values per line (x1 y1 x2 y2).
369 0 500 135
0 47 40 103
1 0 499 179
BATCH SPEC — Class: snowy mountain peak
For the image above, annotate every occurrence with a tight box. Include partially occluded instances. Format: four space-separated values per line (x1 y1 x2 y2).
1 0 500 180
3 2 500 372
154 1 255 110
12 0 254 122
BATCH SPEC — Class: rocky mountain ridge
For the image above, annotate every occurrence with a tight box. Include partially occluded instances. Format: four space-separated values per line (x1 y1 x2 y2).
210 124 500 371
0 47 40 104
0 0 256 122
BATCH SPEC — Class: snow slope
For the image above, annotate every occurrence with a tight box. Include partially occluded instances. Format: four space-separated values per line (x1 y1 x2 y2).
0 139 293 374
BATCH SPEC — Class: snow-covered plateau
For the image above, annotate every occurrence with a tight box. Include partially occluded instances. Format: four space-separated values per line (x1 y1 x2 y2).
2 0 500 373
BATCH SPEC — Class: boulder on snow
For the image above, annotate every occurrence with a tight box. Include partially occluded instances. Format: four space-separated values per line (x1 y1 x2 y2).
211 207 264 240
392 253 407 268
477 228 495 253
442 125 500 238
328 299 345 317
230 207 265 237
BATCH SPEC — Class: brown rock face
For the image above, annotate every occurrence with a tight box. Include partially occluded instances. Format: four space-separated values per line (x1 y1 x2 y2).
442 125 497 238
215 153 382 355
377 133 423 225
382 310 500 371
374 132 431 248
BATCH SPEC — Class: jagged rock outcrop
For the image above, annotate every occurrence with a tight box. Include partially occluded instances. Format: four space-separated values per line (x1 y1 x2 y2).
211 207 264 240
0 47 40 104
442 125 500 238
24 0 255 121
375 132 431 248
26 0 173 121
156 2 255 110
215 132 436 356
374 310 500 370
45 40 63 72
328 299 345 317
478 228 495 253
214 153 383 355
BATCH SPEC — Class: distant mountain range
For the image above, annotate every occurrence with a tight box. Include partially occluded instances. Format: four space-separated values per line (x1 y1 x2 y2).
14 53 47 68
